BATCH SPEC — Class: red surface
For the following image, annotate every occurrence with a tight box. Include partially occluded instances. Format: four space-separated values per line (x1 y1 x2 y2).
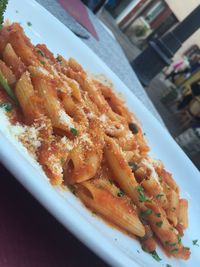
58 0 99 40
0 163 108 267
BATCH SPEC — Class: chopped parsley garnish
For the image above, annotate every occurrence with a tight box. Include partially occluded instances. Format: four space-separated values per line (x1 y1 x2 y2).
156 193 164 199
27 21 32 27
171 248 178 253
60 157 65 165
56 55 62 62
151 250 162 262
0 102 12 112
0 0 8 28
0 71 18 103
128 122 139 134
156 221 163 227
40 61 45 65
169 242 177 247
92 211 97 216
70 127 78 136
141 245 148 252
141 208 152 217
135 185 149 202
192 239 199 246
117 190 124 197
109 179 113 185
128 161 138 172
155 213 161 217
177 235 181 244
37 49 45 57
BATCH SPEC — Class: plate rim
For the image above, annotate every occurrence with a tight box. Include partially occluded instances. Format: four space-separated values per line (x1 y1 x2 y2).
1 1 200 267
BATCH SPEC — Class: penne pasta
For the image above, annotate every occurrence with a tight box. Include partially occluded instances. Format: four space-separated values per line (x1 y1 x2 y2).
15 71 43 123
3 43 26 79
178 199 188 231
0 22 190 261
76 181 145 237
0 59 16 86
166 189 179 227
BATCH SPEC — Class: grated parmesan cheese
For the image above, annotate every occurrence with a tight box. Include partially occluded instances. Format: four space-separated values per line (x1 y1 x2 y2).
99 114 107 122
37 66 50 76
60 136 74 151
48 154 63 177
141 158 162 187
59 110 74 128
0 108 48 180
87 112 96 120
79 133 93 146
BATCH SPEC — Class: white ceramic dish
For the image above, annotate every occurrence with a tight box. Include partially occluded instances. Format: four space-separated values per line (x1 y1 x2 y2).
0 0 200 266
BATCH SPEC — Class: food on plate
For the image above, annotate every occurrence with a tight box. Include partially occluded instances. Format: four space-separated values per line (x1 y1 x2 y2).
0 22 190 260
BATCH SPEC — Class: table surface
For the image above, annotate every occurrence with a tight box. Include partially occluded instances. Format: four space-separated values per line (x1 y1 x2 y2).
0 1 165 266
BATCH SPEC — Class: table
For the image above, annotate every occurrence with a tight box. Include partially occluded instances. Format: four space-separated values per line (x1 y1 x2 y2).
0 1 165 266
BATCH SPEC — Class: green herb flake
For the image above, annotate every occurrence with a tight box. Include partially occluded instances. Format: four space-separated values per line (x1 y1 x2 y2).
192 239 199 246
109 179 113 185
40 61 45 65
117 190 124 197
141 245 148 252
169 242 177 247
92 211 97 217
135 185 149 203
0 102 12 112
171 248 178 253
60 157 65 165
177 235 182 244
155 213 161 217
70 127 78 136
156 221 163 228
128 161 138 172
156 193 164 199
128 122 139 134
141 208 152 217
151 250 162 262
27 21 32 27
0 72 18 103
37 49 45 57
56 55 62 62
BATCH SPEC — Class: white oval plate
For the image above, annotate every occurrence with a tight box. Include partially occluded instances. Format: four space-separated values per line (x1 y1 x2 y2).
1 1 200 266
